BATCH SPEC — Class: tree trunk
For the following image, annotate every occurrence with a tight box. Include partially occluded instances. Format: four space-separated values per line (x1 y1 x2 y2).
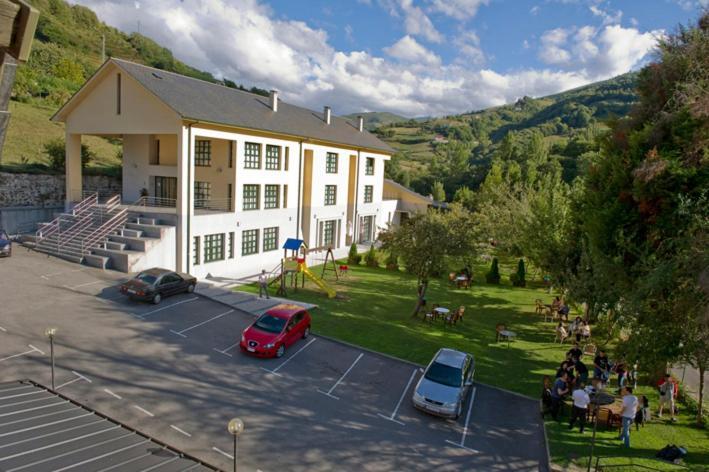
411 279 429 318
697 365 705 426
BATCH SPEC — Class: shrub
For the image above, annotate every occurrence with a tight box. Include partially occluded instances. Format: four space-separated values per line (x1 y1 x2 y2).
486 257 501 284
512 259 526 287
385 252 398 271
43 138 95 171
365 245 378 267
347 243 361 265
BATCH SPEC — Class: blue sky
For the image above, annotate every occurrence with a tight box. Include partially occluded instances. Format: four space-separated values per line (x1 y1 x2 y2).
75 0 706 116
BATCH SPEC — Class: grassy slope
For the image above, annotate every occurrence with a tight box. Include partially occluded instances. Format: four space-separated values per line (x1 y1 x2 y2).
237 258 708 470
2 101 121 171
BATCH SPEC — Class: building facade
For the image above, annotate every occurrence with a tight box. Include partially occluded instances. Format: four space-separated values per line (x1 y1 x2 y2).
52 59 394 279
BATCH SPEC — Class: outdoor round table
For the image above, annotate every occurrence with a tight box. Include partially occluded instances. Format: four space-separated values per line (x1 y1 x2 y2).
587 392 616 472
433 307 449 320
499 329 516 347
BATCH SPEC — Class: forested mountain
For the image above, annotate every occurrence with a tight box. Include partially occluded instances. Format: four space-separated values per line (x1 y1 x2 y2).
375 72 639 197
340 112 415 129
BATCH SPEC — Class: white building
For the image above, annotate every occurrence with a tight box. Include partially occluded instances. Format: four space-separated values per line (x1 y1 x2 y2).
49 58 397 280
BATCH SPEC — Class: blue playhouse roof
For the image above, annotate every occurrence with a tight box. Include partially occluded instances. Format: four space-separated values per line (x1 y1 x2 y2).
283 238 304 250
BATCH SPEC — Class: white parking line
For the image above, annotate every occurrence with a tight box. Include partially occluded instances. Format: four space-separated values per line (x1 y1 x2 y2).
212 446 233 459
0 344 44 362
170 424 192 437
56 371 92 390
41 268 85 279
133 405 154 417
139 297 199 319
378 368 418 426
64 280 104 290
0 325 6 332
445 386 479 453
103 388 122 400
170 309 233 338
261 337 317 376
213 341 239 357
317 352 364 400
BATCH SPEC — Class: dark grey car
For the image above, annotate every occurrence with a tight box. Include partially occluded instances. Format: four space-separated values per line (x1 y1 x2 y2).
412 348 474 419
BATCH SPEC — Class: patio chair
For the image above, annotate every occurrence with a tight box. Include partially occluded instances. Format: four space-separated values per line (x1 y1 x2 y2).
448 272 457 285
534 299 544 315
583 343 597 357
495 323 507 342
455 306 465 323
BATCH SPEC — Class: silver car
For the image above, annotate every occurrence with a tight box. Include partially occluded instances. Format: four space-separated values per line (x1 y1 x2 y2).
412 348 475 419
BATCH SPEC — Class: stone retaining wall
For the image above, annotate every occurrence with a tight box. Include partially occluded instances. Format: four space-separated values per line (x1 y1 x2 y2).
0 172 121 207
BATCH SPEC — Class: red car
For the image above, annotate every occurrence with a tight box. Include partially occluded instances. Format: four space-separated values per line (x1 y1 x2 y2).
240 305 312 358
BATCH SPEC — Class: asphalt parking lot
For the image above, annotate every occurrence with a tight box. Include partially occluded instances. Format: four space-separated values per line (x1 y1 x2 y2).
0 249 549 471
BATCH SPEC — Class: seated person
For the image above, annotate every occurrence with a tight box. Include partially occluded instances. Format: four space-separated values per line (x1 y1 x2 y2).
580 321 591 340
551 296 562 310
567 342 583 361
575 359 589 386
558 302 571 321
460 266 471 279
570 316 582 334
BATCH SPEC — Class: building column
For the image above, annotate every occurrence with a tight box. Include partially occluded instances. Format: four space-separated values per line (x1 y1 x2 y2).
65 132 82 209
176 125 194 273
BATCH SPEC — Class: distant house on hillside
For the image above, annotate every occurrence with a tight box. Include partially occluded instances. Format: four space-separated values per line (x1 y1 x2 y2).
432 134 448 144
46 58 396 279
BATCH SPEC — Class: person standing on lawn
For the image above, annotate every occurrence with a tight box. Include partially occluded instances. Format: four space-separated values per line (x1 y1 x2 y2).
658 374 677 421
258 269 270 299
593 349 611 386
569 383 590 433
619 386 639 448
551 372 570 421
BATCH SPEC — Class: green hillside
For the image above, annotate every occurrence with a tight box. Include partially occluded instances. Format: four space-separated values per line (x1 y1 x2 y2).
340 111 410 130
378 72 638 195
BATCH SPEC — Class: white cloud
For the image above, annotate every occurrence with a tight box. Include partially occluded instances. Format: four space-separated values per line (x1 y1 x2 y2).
530 5 540 15
68 0 662 117
453 30 485 65
589 4 622 26
384 35 441 65
428 0 489 21
675 0 708 10
398 0 444 43
539 27 572 65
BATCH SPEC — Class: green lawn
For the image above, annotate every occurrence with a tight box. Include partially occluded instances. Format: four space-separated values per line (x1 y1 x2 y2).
236 259 709 471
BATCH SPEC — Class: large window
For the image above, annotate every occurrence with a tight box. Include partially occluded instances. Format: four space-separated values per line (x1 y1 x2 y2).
228 232 235 259
265 145 281 170
264 185 279 209
359 215 374 243
244 142 261 169
326 152 338 173
364 185 373 203
204 233 225 263
324 185 337 206
322 220 337 247
365 157 375 175
194 181 211 208
243 185 259 210
283 185 288 208
242 229 259 256
193 236 200 265
195 140 212 166
263 227 279 252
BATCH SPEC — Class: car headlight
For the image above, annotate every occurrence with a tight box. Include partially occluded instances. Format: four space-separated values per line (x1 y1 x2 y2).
264 342 275 349
413 392 424 403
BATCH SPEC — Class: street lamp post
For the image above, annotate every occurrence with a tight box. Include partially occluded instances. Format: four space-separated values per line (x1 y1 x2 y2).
227 418 244 472
44 328 57 390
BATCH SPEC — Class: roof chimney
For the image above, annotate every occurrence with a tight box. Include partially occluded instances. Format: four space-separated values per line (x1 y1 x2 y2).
324 106 331 125
357 115 364 132
269 90 278 112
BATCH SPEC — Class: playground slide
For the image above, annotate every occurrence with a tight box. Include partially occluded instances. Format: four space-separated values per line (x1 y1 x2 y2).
299 264 336 298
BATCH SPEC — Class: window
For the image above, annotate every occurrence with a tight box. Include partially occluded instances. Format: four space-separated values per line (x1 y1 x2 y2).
204 233 225 263
244 142 261 169
359 215 374 243
283 185 288 208
324 185 337 206
242 229 259 255
322 220 337 247
194 181 211 208
227 183 233 212
195 140 212 166
228 141 234 168
193 236 200 265
265 145 281 170
284 147 289 171
263 227 279 252
243 185 259 210
326 152 338 173
364 185 374 203
228 232 235 259
365 157 375 175
116 73 121 115
264 185 279 209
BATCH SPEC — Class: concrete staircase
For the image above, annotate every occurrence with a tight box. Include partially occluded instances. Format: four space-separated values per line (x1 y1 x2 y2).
32 195 175 272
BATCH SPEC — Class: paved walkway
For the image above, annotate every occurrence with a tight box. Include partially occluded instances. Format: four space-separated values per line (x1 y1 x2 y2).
672 365 708 406
195 281 317 316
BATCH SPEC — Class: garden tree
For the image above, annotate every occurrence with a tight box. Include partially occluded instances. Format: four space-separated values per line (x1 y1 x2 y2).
453 186 476 212
431 181 446 201
347 243 361 265
43 137 94 170
485 258 501 284
379 205 478 316
567 13 709 417
365 245 378 267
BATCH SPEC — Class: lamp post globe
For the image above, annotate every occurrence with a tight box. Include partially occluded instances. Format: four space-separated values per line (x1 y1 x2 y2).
227 418 244 472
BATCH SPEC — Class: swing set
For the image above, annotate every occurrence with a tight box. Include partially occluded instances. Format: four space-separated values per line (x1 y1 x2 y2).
272 238 338 298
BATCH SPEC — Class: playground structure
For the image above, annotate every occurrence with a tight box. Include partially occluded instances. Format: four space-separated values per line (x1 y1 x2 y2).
270 238 337 298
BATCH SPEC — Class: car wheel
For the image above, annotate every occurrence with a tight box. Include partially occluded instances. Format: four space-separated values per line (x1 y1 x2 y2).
275 344 285 358
302 326 310 339
152 293 162 305
186 283 195 293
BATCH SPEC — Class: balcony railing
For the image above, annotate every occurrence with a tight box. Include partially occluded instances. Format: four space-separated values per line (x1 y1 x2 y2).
129 196 232 213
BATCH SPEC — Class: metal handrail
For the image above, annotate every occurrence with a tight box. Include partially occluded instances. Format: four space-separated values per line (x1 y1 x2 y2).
194 198 233 212
131 196 177 208
71 193 98 216
81 208 128 254
36 193 98 241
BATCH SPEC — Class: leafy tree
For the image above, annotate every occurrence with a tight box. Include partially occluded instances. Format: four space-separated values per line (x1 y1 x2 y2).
347 243 361 265
453 186 476 212
511 259 526 287
431 181 446 202
365 245 378 267
486 258 501 284
43 138 94 170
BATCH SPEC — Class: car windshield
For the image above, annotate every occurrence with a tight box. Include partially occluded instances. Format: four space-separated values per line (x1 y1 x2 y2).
424 362 463 388
136 273 158 285
254 315 287 334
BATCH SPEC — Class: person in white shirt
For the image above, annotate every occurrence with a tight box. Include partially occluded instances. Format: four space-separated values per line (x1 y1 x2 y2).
658 374 676 421
619 386 639 447
258 270 270 299
568 384 590 433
